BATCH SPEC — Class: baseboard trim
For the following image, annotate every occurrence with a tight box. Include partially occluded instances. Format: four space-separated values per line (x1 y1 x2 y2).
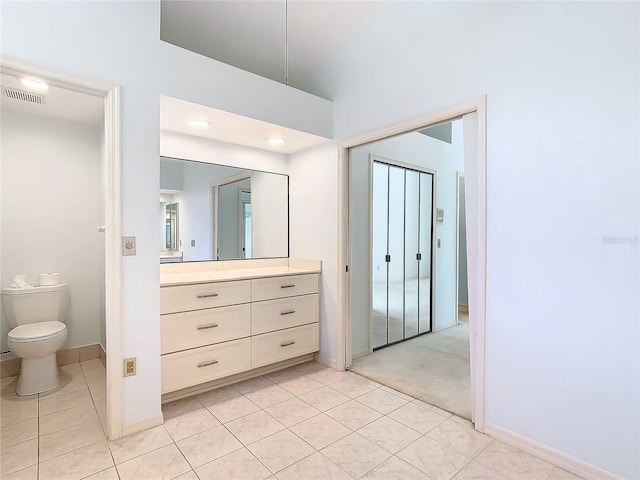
351 349 370 360
314 353 337 370
99 343 106 368
484 423 621 480
1 343 103 378
434 322 457 332
121 414 164 437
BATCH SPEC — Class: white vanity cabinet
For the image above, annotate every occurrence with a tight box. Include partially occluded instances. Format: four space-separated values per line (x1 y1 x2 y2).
160 260 320 397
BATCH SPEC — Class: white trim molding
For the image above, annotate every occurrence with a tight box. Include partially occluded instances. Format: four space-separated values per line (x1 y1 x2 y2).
313 353 337 370
121 414 164 438
484 424 622 480
104 86 123 441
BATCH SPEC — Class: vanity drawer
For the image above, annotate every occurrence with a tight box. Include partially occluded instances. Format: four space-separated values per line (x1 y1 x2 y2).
161 304 251 354
252 323 319 368
252 294 319 335
161 280 250 314
161 337 251 394
251 274 318 302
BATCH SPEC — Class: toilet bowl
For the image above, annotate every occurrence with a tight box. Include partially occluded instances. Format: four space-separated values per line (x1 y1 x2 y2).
8 321 68 395
2 283 70 396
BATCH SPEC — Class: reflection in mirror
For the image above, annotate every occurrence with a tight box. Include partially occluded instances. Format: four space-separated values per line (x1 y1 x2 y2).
160 156 289 262
165 202 179 250
217 176 251 260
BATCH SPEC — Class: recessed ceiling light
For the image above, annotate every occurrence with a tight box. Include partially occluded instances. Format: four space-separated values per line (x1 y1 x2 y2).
266 137 285 145
188 119 210 128
20 78 49 91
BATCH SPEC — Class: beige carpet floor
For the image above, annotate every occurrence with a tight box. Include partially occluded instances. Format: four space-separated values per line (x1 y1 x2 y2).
350 316 471 420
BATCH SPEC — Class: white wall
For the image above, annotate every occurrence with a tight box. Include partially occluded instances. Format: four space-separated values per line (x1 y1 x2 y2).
289 143 339 365
310 2 639 477
0 110 104 353
1 0 332 430
350 123 464 355
251 171 289 258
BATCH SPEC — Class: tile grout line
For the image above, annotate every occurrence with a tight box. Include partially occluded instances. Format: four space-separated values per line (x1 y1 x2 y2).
13 362 568 480
170 423 202 479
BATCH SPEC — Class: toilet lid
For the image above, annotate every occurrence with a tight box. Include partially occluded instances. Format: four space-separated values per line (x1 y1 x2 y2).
8 321 66 342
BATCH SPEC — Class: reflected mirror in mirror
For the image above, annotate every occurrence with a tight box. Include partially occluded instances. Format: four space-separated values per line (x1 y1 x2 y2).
165 202 179 250
160 156 289 262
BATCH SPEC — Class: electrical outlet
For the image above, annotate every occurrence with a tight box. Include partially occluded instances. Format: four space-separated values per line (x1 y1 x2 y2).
122 236 136 256
191 239 195 247
123 357 136 377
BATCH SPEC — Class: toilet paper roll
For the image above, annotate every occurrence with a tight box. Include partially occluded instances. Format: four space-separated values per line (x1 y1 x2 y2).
39 273 60 286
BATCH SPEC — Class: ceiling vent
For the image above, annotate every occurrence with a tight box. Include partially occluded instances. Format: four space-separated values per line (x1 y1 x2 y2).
2 86 45 104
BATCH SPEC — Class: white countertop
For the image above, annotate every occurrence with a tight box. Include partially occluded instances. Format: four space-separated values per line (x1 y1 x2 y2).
160 265 320 287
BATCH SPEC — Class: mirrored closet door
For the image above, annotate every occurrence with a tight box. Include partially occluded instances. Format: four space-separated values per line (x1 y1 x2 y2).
372 160 434 350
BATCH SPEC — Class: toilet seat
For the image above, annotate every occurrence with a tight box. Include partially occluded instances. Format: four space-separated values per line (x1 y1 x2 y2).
8 321 66 343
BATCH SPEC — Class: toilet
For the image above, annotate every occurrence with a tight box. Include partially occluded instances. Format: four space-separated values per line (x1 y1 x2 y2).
2 283 70 396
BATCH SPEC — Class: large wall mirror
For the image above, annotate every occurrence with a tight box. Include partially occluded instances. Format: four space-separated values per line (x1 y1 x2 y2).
160 156 289 262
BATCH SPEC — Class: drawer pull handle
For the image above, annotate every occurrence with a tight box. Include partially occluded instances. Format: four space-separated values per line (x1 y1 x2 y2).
280 310 296 316
280 284 296 289
198 360 219 368
280 341 296 347
197 324 219 330
197 293 219 299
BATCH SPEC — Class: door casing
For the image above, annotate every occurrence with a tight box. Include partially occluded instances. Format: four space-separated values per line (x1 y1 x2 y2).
337 97 487 431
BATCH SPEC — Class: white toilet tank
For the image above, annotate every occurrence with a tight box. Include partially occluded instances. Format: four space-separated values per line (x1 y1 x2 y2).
1 283 70 329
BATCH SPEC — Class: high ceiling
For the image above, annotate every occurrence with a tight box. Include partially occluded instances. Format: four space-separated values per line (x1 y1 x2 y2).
3 1 386 152
160 0 387 96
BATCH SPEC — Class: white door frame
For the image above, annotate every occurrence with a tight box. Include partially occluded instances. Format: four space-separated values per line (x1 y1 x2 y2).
211 172 252 260
337 97 487 431
1 57 123 440
456 171 466 326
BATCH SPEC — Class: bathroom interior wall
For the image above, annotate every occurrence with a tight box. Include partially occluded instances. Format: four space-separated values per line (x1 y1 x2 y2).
0 110 104 353
99 116 106 350
350 122 464 356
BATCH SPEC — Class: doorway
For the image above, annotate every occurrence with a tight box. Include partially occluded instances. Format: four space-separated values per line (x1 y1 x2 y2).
0 62 122 440
338 99 487 429
371 159 434 349
212 174 251 260
348 120 471 419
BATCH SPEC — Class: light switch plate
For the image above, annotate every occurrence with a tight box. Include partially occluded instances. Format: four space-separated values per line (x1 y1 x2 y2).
122 236 136 256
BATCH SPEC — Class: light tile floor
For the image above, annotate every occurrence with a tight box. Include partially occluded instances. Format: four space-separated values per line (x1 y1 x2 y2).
1 360 583 480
